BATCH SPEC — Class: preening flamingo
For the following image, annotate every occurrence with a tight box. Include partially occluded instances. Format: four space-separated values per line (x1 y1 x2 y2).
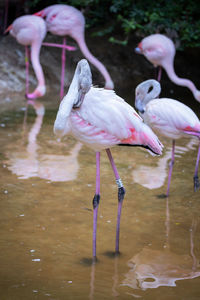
135 79 200 196
135 34 200 102
6 15 46 99
54 59 163 259
34 4 114 98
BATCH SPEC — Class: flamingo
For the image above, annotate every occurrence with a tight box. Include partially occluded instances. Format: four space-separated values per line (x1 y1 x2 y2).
54 59 163 259
34 4 114 99
135 79 200 196
5 15 46 99
135 34 200 102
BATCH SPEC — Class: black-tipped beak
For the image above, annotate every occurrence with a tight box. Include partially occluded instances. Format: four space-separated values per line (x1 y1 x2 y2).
135 99 145 114
73 90 86 108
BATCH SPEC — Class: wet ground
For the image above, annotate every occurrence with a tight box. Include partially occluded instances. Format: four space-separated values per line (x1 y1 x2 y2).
0 88 200 300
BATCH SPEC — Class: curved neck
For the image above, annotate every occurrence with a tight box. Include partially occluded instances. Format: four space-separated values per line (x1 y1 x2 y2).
162 62 199 98
76 35 113 88
31 40 45 88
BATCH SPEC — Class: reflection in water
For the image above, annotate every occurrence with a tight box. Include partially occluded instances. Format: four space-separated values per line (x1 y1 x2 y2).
5 100 82 182
89 263 96 300
122 198 200 290
112 255 120 297
133 138 198 189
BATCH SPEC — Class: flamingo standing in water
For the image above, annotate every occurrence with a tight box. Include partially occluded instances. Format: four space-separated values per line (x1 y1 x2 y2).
34 4 114 99
135 34 200 102
54 59 163 259
135 79 200 196
5 15 46 99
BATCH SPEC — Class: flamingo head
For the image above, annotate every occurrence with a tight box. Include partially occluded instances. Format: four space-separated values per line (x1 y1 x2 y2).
73 59 92 108
136 34 175 67
135 42 143 54
135 79 161 113
54 59 92 137
26 86 46 100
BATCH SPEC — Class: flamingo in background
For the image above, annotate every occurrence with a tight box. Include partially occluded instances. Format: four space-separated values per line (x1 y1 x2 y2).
135 79 200 196
54 59 163 259
5 15 46 99
34 4 114 99
135 34 200 102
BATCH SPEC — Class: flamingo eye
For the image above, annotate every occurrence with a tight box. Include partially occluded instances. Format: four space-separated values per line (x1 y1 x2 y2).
50 14 57 21
147 86 153 93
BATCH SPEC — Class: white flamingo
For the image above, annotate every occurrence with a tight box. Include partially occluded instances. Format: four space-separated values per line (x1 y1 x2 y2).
135 79 200 196
54 59 163 259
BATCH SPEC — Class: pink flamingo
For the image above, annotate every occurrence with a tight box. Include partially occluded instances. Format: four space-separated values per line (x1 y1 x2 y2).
34 4 114 99
135 34 200 102
135 79 200 196
5 15 46 99
54 59 163 259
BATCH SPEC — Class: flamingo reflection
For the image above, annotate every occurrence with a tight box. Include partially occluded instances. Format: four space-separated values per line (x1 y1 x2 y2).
122 199 200 290
133 138 198 189
5 100 82 182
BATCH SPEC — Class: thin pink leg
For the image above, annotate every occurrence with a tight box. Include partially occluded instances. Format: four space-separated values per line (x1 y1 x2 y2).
157 66 162 82
60 37 66 100
166 140 175 197
194 139 200 191
25 46 30 97
42 42 76 51
93 152 100 260
3 0 9 32
106 148 125 254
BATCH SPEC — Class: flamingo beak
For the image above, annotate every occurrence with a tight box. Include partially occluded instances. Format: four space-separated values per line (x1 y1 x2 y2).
33 11 44 17
135 98 145 114
73 90 86 108
4 24 12 34
135 42 143 54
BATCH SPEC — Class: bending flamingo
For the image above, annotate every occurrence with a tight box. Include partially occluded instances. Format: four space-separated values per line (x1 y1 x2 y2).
135 79 200 196
6 15 46 99
54 59 163 259
135 34 200 102
34 4 114 98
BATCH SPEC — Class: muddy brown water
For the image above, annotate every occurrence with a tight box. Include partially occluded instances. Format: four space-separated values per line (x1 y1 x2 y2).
0 91 200 300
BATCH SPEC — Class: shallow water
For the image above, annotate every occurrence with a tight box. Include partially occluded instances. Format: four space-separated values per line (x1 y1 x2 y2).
0 97 200 300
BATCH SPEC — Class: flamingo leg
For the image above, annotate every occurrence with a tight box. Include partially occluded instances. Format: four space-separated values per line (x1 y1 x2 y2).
93 152 100 260
60 37 66 100
25 46 30 97
193 140 200 191
106 148 125 254
166 140 175 197
157 66 162 82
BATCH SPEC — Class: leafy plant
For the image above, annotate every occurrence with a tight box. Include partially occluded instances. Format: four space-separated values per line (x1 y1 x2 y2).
27 0 200 49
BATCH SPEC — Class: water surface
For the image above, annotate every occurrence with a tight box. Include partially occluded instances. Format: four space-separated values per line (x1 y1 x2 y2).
0 96 200 300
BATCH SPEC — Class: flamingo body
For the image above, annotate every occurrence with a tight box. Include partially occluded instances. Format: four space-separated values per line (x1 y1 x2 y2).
36 4 114 89
135 79 200 195
135 34 200 102
55 84 163 154
9 15 46 99
143 98 200 139
40 4 84 39
54 60 162 258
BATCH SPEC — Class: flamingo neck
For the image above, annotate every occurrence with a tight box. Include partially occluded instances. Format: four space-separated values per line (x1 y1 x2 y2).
162 62 200 102
28 40 46 98
76 35 114 89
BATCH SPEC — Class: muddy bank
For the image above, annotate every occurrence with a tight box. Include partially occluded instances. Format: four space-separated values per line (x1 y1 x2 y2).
0 32 200 113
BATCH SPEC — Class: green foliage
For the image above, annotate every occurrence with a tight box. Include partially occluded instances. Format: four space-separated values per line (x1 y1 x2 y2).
28 0 200 49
